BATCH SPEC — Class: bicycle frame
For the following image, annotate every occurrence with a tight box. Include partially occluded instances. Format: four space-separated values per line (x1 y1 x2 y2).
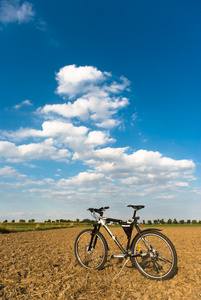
87 206 162 260
89 215 142 258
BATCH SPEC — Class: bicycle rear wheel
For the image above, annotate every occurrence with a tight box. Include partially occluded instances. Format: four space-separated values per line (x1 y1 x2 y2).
132 230 177 280
74 229 108 270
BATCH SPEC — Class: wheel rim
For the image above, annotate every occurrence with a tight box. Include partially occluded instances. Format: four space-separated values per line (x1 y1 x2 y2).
76 231 105 269
134 233 174 279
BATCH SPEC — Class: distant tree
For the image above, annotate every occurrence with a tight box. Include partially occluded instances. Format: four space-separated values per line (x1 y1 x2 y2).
198 220 201 224
76 219 80 223
47 219 51 223
173 218 178 224
19 219 25 223
3 220 8 223
160 219 165 224
11 220 15 223
60 219 67 223
55 219 59 223
167 219 172 224
28 219 35 223
179 220 185 224
147 220 152 225
192 220 197 224
81 218 93 224
153 220 158 224
186 219 191 224
143 220 146 225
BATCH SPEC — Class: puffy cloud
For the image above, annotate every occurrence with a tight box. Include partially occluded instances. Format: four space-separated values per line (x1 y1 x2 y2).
96 119 120 128
1 120 88 141
58 171 112 189
39 65 130 129
73 147 195 190
88 148 195 177
39 100 91 121
0 0 35 24
73 146 128 161
0 119 116 163
85 131 115 146
39 95 129 128
55 65 107 99
0 139 70 162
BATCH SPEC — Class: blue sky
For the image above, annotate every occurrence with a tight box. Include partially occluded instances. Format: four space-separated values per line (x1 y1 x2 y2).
0 0 200 222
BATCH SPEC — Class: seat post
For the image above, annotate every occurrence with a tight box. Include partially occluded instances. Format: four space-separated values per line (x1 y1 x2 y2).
133 209 137 220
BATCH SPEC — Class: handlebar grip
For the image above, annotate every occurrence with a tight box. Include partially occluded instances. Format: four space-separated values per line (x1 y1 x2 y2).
100 206 109 210
87 208 94 212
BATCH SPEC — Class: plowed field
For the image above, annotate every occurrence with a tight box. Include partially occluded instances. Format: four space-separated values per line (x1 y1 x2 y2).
0 227 201 299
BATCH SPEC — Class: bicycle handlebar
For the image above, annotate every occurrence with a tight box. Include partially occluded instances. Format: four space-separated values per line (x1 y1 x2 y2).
87 206 109 215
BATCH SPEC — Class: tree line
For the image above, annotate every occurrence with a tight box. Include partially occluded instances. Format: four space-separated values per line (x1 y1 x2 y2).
1 218 95 224
1 218 201 224
144 218 201 225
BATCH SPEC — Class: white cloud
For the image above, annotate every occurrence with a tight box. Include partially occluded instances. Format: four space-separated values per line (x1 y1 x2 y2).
104 76 131 93
13 99 33 110
58 171 112 189
73 147 195 191
85 131 115 146
55 64 107 99
174 182 189 187
73 146 128 161
96 119 120 128
0 121 114 166
38 65 130 129
0 139 71 162
0 165 24 178
1 120 88 141
39 100 91 121
39 94 129 128
0 0 35 24
155 194 177 200
14 179 45 187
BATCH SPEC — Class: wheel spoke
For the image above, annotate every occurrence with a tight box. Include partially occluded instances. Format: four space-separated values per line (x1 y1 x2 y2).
152 261 161 274
158 257 172 265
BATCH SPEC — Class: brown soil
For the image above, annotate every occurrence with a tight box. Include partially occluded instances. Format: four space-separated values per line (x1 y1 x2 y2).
0 227 201 299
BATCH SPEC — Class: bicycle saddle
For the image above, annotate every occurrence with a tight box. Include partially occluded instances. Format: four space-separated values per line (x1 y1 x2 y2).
127 205 145 210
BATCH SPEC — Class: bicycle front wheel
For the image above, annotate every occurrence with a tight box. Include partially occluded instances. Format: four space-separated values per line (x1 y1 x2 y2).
74 229 108 270
132 230 177 280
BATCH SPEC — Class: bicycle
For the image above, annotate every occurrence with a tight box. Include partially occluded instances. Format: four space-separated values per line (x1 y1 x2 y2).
74 205 177 280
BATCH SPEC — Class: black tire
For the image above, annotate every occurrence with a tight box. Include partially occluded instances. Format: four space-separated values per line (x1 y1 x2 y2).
132 230 177 280
74 229 108 270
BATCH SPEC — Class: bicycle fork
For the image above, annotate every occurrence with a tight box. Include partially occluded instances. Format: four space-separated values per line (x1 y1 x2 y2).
88 224 100 252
